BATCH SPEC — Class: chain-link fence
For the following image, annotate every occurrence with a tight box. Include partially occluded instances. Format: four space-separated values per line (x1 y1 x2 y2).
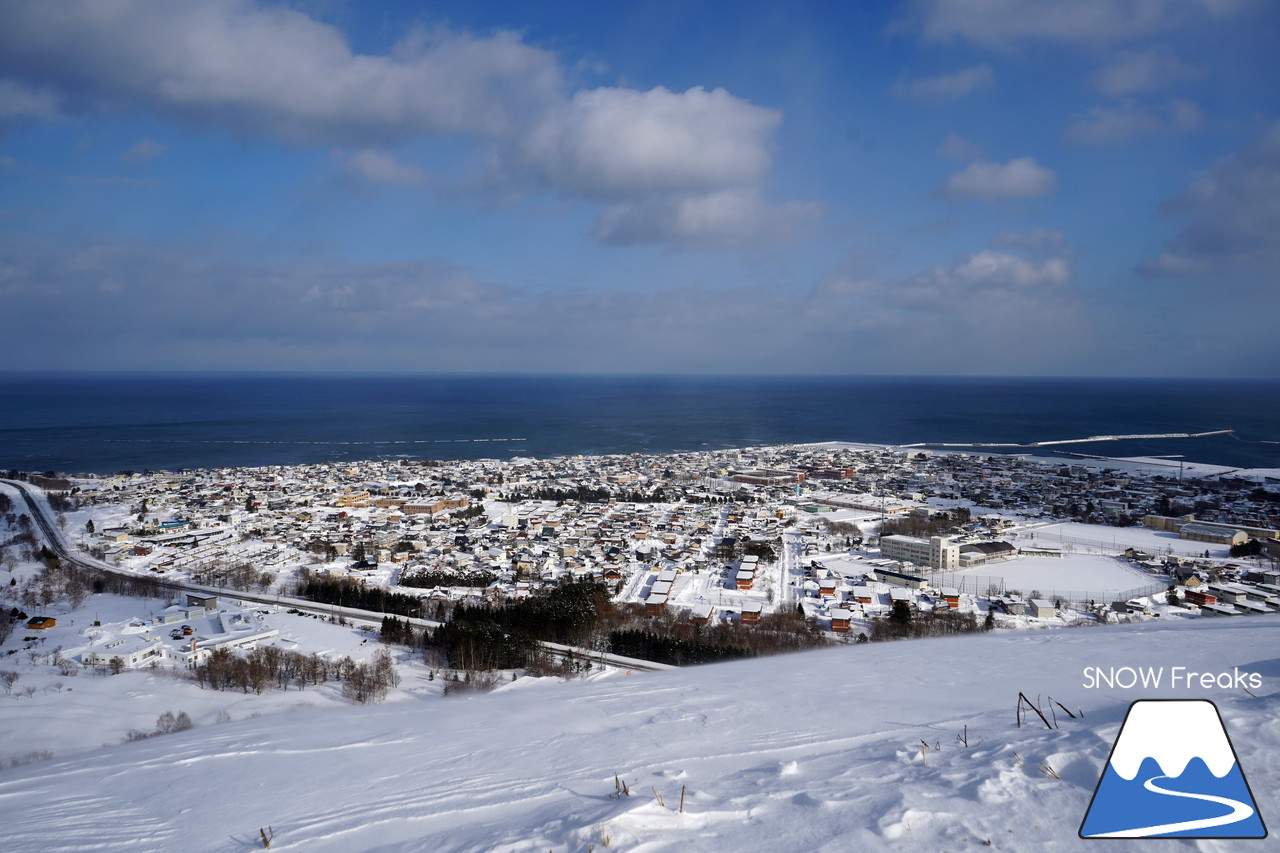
919 569 1168 609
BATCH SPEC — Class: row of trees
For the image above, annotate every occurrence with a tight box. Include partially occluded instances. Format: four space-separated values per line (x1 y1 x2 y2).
879 507 972 539
622 604 828 664
609 629 752 666
296 571 425 618
1229 539 1265 558
866 600 988 642
503 485 671 504
398 570 497 590
192 645 399 704
190 560 274 592
422 579 606 671
393 579 831 673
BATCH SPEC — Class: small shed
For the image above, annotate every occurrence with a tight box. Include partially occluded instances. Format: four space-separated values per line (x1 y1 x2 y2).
1029 599 1055 618
850 585 875 604
1183 589 1216 607
1000 597 1027 616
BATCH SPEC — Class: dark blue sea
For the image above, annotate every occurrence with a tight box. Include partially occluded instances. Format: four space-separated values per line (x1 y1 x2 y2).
1 373 1277 475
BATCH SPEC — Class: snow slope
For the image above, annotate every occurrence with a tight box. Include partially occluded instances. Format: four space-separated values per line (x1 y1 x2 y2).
2 617 1276 852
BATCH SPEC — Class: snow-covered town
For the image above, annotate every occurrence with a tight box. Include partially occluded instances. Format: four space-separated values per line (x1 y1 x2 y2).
3 443 1280 851
8 441 1280 654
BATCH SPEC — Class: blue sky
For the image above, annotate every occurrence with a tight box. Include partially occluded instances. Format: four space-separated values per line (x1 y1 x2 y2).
1 0 1277 377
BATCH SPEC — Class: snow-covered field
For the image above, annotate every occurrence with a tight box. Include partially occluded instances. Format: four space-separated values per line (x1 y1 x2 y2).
1022 522 1234 560
949 554 1162 598
0 589 442 763
2 614 1276 851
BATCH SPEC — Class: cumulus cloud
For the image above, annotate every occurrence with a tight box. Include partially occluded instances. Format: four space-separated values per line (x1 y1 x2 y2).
344 150 428 187
893 64 994 102
510 86 779 198
500 85 809 248
941 157 1056 201
0 2 563 145
910 0 1251 47
1093 47 1200 96
0 1 816 250
1066 98 1202 146
1140 121 1280 274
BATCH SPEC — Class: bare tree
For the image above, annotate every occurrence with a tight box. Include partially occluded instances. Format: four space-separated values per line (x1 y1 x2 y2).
0 670 19 695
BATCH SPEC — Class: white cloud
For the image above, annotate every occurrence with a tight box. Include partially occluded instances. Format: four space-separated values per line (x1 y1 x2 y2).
511 86 780 198
941 157 1056 201
0 2 564 145
893 64 994 102
937 250 1070 288
1136 251 1207 276
344 150 428 187
591 190 823 250
0 1 814 250
10 228 1271 376
911 0 1251 47
1141 120 1280 274
122 139 167 165
1066 98 1202 146
0 78 59 118
936 133 984 161
804 240 1094 373
1093 47 1200 96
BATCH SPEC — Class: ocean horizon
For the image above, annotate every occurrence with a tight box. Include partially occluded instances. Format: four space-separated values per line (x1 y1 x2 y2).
2 372 1278 475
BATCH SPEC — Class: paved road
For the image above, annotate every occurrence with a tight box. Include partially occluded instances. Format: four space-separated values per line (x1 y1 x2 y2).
1 478 674 672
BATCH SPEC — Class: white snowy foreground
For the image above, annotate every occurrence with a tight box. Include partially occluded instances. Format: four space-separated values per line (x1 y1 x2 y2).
3 618 1277 852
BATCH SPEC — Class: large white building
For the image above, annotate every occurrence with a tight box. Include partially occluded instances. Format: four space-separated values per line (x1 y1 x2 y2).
879 535 959 570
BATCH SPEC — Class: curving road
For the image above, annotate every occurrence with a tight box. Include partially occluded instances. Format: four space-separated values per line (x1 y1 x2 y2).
1 478 674 673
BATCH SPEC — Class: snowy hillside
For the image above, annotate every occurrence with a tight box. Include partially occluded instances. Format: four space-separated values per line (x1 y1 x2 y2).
2 616 1275 852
